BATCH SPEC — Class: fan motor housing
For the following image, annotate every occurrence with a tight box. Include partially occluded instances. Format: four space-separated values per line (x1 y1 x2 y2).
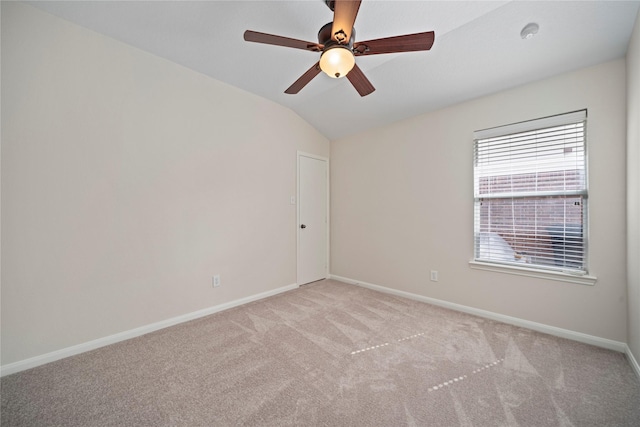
318 22 355 49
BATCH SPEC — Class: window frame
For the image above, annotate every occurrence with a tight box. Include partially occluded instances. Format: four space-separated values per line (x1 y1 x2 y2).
470 110 597 286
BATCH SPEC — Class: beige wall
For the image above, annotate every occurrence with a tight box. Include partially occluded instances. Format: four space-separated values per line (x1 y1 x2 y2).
331 59 628 342
1 3 329 365
628 10 640 362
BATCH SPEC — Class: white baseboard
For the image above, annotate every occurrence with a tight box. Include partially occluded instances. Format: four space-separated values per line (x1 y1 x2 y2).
5 278 635 379
1 283 299 377
626 345 640 380
330 274 628 353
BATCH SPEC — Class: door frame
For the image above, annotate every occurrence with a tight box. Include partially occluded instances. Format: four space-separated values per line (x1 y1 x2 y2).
297 151 330 285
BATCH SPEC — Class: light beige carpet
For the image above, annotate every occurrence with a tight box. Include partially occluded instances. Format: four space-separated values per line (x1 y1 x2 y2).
2 279 639 426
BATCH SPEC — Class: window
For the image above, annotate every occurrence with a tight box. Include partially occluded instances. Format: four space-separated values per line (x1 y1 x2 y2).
473 110 588 275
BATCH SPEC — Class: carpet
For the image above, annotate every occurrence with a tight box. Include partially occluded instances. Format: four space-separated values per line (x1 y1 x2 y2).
2 279 639 426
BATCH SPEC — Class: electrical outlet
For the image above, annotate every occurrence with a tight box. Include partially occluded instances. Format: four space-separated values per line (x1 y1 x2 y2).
213 275 221 288
430 270 439 282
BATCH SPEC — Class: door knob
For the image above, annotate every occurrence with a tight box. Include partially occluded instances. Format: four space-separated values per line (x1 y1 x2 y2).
300 224 306 229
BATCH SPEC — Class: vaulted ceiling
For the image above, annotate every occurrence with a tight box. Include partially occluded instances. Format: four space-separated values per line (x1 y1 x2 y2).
28 1 640 140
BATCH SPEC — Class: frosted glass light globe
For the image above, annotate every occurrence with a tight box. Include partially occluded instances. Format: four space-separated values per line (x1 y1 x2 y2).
319 47 355 79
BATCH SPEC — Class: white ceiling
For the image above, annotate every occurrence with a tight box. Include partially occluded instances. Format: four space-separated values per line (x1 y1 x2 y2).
27 0 640 140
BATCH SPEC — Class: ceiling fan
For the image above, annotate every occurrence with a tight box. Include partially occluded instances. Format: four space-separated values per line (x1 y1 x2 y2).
243 0 435 97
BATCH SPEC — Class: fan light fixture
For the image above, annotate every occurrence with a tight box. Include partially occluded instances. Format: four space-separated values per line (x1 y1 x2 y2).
243 0 436 96
319 46 355 78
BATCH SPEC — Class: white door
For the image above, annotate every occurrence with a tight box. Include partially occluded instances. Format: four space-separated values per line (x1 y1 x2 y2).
298 153 328 285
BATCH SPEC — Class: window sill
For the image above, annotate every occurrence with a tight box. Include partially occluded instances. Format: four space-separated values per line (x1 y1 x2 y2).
468 260 597 286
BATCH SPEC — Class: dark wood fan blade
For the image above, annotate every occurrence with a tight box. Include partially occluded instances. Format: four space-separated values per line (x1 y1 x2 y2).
346 63 375 97
331 0 361 45
353 31 435 56
285 62 322 94
244 30 323 52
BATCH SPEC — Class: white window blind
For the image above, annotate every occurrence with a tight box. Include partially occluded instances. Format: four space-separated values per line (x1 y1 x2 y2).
473 110 588 274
